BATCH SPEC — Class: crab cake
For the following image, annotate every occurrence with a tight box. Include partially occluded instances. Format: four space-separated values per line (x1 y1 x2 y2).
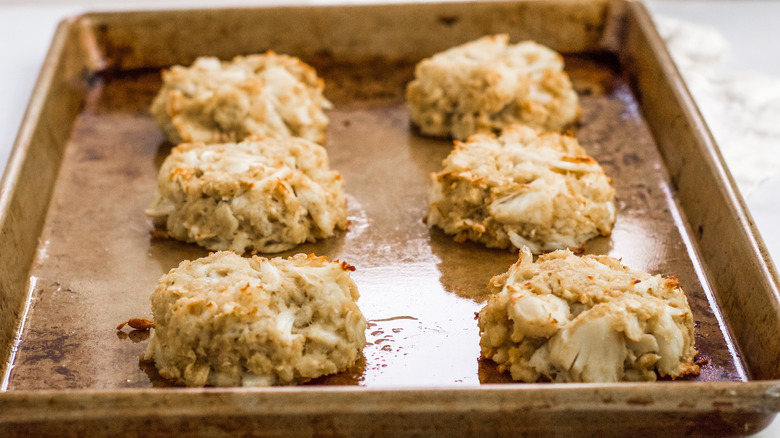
426 124 615 254
145 136 347 253
478 248 700 383
150 52 331 145
406 34 580 140
143 251 366 387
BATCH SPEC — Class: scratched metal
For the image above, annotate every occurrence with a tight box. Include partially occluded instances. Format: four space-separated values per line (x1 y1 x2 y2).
5 53 744 390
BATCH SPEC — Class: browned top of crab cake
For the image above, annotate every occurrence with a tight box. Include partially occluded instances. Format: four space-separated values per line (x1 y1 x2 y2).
407 34 580 140
146 136 347 253
151 52 331 145
143 251 366 387
478 248 699 383
427 124 615 253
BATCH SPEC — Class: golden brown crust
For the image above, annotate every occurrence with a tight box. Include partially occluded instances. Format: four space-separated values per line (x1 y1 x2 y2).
151 53 331 145
406 35 580 140
426 124 615 253
478 248 699 383
143 251 366 387
146 137 347 254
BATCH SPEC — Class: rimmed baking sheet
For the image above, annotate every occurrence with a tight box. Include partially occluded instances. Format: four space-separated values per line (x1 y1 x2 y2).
4 54 743 389
1 1 778 435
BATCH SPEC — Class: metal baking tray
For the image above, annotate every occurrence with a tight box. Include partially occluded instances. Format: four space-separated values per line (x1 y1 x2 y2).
1 0 779 435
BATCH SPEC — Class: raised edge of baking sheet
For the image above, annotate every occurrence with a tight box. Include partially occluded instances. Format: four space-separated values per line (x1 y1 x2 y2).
0 0 778 435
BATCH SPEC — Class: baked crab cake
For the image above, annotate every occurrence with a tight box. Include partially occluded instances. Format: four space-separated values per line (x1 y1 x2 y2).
145 136 347 253
406 34 580 140
150 52 331 145
143 251 366 387
426 124 615 254
478 248 700 383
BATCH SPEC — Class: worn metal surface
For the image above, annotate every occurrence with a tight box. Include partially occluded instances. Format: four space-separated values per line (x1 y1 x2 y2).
618 3 780 381
0 16 90 387
0 0 778 435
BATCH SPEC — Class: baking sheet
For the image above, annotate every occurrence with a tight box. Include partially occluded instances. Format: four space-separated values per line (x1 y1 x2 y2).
5 52 743 388
1 1 778 435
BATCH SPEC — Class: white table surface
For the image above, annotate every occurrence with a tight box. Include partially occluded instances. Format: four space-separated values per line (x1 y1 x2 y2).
0 0 777 436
